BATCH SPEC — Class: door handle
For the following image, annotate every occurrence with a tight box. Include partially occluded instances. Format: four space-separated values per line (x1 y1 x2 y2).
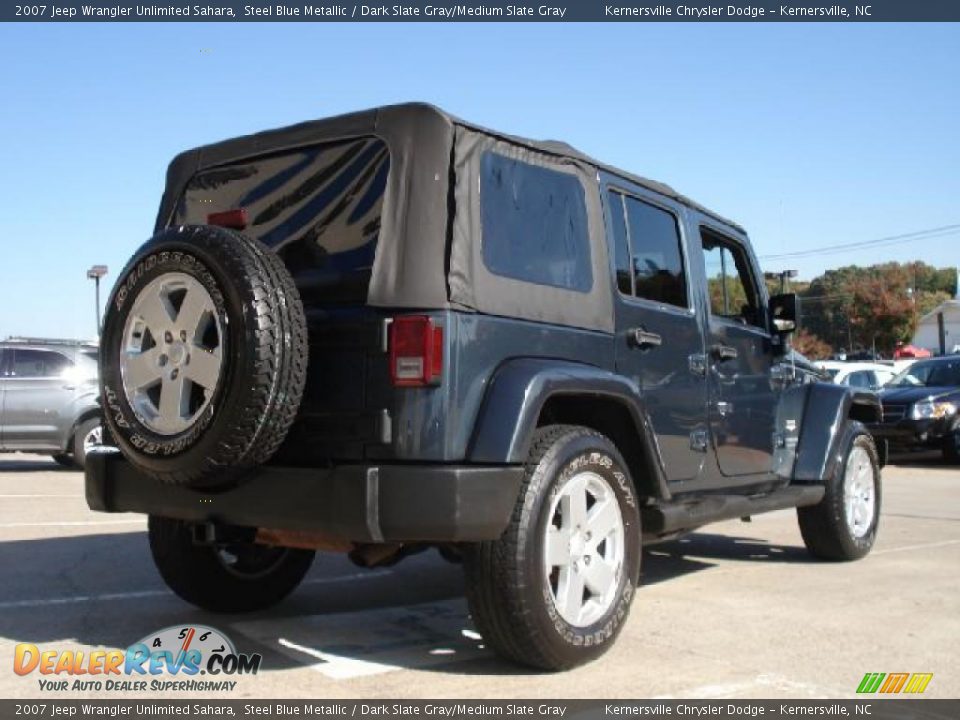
629 328 663 350
62 384 76 391
710 344 738 362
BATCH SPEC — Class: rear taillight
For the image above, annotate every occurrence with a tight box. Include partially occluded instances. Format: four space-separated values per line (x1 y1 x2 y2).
389 316 443 387
207 208 248 229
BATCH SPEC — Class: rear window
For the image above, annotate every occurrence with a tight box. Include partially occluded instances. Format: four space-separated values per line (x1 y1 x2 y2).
480 152 592 293
174 137 390 305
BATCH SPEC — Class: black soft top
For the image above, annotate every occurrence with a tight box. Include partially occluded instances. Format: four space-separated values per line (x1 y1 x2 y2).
157 103 743 333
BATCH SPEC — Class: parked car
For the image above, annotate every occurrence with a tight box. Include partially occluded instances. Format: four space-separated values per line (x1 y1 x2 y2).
787 350 831 384
0 338 102 467
816 361 896 390
86 103 883 670
871 355 960 462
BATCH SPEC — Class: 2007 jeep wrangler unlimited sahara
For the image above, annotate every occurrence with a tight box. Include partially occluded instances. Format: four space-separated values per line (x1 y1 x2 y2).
87 103 882 671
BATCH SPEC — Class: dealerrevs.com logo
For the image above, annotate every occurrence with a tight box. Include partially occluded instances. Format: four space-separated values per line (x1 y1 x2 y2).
14 625 261 693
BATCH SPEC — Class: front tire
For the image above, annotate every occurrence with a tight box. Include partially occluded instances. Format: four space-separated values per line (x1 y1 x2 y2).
52 454 74 468
798 423 881 561
72 417 102 469
148 516 315 613
463 425 641 671
942 425 960 464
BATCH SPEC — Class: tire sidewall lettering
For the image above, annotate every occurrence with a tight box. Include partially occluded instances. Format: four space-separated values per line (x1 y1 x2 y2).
104 247 229 458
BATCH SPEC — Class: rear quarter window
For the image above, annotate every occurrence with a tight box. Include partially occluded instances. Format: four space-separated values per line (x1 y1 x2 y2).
480 152 592 293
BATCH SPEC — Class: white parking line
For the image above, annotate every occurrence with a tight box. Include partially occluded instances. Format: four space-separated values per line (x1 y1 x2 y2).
874 538 960 555
0 571 392 611
0 519 145 528
0 589 170 610
0 494 85 499
243 599 486 680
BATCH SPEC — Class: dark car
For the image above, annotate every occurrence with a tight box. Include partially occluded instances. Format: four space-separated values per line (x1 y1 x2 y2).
871 356 960 462
87 103 882 670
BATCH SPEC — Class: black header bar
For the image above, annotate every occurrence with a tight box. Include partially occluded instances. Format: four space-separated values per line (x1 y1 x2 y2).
4 0 960 22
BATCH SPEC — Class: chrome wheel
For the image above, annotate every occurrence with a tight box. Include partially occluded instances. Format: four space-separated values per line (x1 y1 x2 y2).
83 424 102 453
120 272 224 435
843 445 876 539
544 471 625 627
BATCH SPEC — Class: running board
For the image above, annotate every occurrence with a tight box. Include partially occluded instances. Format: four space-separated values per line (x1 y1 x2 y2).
642 485 825 535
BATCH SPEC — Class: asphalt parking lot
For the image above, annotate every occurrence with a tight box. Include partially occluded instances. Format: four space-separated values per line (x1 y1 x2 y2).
1 452 957 700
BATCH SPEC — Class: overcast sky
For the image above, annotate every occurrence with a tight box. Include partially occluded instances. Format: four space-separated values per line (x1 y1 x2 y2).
1 22 958 340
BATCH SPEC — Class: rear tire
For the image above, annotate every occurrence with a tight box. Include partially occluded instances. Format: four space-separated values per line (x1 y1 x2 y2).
463 425 641 670
100 225 307 488
148 516 315 613
798 424 881 561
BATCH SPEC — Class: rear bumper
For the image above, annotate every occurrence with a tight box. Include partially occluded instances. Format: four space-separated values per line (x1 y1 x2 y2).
85 450 524 543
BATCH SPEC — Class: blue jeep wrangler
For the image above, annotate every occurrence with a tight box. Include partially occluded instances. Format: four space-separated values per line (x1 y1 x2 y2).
88 103 882 670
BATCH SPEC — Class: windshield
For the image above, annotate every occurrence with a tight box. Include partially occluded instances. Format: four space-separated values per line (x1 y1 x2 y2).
888 359 960 388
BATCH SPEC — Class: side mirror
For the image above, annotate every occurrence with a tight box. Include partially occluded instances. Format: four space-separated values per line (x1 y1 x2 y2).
769 293 799 334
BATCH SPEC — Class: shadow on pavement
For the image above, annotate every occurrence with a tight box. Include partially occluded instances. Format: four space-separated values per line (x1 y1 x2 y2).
0 527 811 678
642 531 812 589
887 450 955 470
0 457 76 472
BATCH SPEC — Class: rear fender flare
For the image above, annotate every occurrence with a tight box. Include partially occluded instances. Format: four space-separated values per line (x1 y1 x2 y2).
466 358 670 499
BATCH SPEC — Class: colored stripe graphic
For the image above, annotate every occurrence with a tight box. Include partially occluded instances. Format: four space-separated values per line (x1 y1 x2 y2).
857 673 885 694
903 673 934 694
880 673 909 693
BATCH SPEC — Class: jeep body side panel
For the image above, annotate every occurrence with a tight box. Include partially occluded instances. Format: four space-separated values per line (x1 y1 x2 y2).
276 311 612 465
791 382 881 484
599 174 709 486
467 357 670 500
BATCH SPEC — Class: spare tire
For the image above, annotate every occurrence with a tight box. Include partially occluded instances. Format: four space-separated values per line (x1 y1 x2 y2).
100 225 307 488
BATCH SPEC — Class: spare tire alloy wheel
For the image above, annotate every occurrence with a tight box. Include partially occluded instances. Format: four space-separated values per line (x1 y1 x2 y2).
121 272 224 436
101 225 307 488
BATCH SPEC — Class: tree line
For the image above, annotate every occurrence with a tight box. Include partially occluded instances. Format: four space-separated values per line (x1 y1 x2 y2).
786 262 956 359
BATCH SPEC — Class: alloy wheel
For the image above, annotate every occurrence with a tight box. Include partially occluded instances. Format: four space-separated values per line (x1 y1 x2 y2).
120 272 224 435
543 471 625 627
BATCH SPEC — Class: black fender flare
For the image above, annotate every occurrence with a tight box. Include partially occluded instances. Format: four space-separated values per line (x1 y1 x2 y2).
779 382 881 484
466 358 670 499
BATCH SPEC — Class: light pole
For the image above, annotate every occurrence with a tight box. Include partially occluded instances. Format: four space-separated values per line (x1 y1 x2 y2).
87 265 108 338
764 269 799 294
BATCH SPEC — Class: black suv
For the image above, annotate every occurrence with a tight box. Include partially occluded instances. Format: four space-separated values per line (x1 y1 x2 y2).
87 104 882 670
871 355 960 462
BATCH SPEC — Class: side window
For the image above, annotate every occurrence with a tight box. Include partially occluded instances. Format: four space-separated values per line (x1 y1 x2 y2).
607 190 688 308
701 228 763 328
480 152 592 293
11 349 72 378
